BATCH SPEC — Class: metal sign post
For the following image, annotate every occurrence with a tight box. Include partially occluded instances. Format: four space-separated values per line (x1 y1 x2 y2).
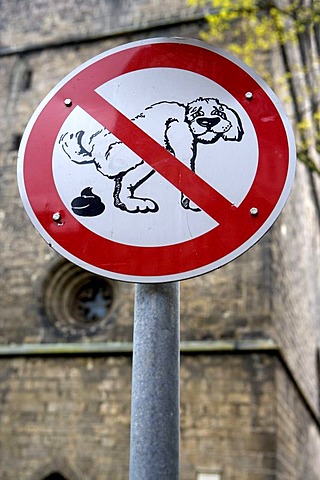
129 282 180 480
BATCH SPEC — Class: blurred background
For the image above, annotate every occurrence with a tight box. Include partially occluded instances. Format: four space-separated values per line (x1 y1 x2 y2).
0 0 320 479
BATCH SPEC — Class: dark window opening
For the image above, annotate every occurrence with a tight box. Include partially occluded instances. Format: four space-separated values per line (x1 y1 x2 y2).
11 133 22 151
21 68 33 90
43 473 68 480
72 276 114 325
317 349 320 412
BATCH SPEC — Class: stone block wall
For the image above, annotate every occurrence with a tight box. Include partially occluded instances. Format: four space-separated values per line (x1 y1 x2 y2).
0 353 277 480
1 0 202 53
270 162 320 413
275 359 320 480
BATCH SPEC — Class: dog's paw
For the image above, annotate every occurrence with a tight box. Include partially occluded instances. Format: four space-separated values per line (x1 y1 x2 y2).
115 197 159 214
181 195 201 212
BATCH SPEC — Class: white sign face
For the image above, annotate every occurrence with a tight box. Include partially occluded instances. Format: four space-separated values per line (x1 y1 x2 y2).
18 38 296 283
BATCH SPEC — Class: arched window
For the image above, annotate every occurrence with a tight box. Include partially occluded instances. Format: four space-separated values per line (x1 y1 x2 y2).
43 473 67 480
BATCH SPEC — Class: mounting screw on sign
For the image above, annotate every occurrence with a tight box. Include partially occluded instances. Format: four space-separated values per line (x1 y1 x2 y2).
64 98 72 107
52 212 61 222
17 38 296 283
250 207 259 216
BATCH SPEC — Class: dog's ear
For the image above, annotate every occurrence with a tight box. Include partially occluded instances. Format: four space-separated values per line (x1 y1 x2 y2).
220 104 244 141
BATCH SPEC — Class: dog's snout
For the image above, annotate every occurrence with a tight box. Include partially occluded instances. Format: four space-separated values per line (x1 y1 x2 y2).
196 116 221 128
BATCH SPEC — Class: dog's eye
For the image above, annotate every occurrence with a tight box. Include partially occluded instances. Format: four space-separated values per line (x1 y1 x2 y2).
190 107 202 116
212 109 226 120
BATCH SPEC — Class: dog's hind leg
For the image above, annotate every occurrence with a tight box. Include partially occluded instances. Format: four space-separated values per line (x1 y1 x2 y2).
113 166 159 214
128 169 156 197
181 194 201 212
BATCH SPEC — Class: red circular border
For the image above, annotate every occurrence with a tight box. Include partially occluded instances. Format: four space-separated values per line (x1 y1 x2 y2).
23 41 289 277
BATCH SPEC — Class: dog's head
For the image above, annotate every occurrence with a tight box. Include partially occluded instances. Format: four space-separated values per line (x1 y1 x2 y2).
185 97 244 144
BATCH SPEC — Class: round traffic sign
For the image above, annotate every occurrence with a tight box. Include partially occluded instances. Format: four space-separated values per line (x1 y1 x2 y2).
17 38 296 283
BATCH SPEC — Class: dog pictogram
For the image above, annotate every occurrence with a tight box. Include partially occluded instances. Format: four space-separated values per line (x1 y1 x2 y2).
59 97 244 215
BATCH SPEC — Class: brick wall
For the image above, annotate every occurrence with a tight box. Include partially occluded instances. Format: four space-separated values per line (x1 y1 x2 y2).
0 353 277 480
0 356 132 479
180 354 277 480
270 163 320 413
275 358 320 480
1 0 202 52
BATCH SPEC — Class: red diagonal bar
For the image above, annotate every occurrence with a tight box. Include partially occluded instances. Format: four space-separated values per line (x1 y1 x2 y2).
76 90 238 224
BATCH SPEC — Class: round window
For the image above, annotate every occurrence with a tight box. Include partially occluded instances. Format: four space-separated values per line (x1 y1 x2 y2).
40 260 117 338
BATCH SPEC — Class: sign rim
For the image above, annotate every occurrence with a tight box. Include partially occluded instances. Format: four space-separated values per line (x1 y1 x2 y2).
17 37 296 283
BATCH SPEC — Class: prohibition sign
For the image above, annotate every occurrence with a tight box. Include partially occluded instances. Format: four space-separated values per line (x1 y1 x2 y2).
17 38 296 283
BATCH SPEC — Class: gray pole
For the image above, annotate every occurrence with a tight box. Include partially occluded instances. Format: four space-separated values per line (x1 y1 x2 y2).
129 282 180 480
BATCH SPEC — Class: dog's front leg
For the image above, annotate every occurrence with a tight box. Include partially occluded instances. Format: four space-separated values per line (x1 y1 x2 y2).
164 120 201 212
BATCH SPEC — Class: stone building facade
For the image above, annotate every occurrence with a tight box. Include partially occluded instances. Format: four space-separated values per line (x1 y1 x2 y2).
1 1 320 479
